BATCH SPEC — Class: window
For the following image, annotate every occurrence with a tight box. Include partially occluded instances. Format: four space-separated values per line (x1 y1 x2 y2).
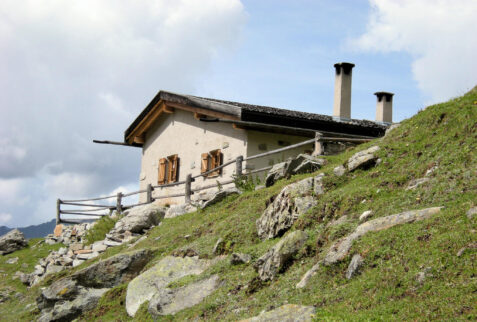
201 149 222 177
158 154 179 185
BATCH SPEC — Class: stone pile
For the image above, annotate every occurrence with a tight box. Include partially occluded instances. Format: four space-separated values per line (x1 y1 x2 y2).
44 222 93 246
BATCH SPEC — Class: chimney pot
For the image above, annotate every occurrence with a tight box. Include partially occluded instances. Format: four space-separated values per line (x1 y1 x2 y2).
333 62 355 119
374 91 394 123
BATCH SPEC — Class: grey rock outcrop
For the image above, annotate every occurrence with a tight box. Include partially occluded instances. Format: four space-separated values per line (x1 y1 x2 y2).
0 229 28 255
165 203 198 219
241 304 316 322
36 248 152 321
111 203 165 234
333 165 346 177
406 178 430 190
324 207 442 265
148 274 220 316
200 187 240 209
230 253 252 265
126 255 212 317
265 155 326 187
346 254 364 279
296 261 321 289
359 210 373 222
254 230 307 281
257 175 324 240
347 146 380 172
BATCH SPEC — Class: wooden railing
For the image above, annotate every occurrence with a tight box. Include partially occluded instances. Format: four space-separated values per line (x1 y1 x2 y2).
56 133 371 224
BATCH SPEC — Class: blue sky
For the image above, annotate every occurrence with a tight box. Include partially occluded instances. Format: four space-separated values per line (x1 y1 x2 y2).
0 0 476 227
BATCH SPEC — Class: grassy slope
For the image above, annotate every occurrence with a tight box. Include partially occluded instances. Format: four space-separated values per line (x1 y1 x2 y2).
1 88 476 321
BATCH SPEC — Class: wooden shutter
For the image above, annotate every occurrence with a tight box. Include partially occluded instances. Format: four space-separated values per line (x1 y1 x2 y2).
168 154 179 182
201 153 209 174
210 149 222 176
158 158 167 185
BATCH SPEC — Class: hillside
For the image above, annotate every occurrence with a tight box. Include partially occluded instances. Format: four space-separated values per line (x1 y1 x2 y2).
0 220 56 239
0 87 475 321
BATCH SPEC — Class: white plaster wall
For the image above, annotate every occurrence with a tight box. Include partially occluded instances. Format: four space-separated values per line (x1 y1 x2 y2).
245 130 313 183
139 109 247 204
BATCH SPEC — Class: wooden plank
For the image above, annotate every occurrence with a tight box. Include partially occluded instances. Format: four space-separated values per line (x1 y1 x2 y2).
165 101 240 121
126 101 165 144
61 202 114 208
133 134 145 144
60 211 108 216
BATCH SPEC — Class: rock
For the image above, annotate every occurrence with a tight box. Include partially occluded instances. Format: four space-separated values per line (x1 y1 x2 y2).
406 177 430 190
112 204 165 234
213 238 225 255
57 247 67 256
53 224 63 237
326 215 349 228
457 242 477 257
313 173 325 195
0 229 28 255
230 253 252 265
45 264 65 276
72 259 85 267
240 304 316 322
254 231 307 281
37 278 81 310
91 242 107 253
255 185 265 191
0 290 10 303
346 254 364 279
148 275 220 316
171 248 199 258
384 123 400 136
256 177 318 240
69 243 83 252
6 257 18 264
425 165 438 176
291 154 326 174
126 255 211 317
347 146 380 172
333 165 346 177
296 261 321 289
201 187 240 209
34 264 45 276
164 203 198 219
265 160 292 187
74 249 92 255
265 155 325 187
76 251 99 260
17 271 33 285
37 287 108 322
324 207 442 265
72 249 153 288
467 206 477 220
104 240 122 247
359 210 373 222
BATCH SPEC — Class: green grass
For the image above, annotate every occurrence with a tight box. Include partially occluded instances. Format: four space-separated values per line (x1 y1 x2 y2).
1 87 476 321
84 215 119 245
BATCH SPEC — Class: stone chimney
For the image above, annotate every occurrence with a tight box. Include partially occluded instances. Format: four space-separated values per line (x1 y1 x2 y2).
333 62 355 119
374 91 394 123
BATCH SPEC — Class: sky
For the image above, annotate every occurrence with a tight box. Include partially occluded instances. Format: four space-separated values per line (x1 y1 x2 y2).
0 0 476 227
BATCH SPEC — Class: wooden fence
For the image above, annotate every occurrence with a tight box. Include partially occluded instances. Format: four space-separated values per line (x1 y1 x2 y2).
56 133 371 224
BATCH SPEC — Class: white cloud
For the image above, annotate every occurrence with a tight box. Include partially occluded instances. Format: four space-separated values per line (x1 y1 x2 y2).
0 213 12 224
350 0 477 103
0 0 246 226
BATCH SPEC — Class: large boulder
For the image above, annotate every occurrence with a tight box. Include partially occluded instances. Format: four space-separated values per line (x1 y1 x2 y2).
165 203 198 219
200 187 240 209
36 248 153 321
265 155 325 187
257 175 324 240
112 204 165 234
71 248 154 288
254 230 307 281
0 229 28 255
324 207 442 265
347 146 380 172
126 255 211 317
240 304 316 322
148 274 220 316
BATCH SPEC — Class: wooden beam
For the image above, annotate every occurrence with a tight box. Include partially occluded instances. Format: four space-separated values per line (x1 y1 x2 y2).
133 134 145 144
126 101 165 144
194 112 206 120
165 101 240 121
232 123 246 130
163 105 174 113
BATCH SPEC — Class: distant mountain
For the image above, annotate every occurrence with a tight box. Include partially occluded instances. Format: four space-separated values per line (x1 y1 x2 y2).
0 219 56 239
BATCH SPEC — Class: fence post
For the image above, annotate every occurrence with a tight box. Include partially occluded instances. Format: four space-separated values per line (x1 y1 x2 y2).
116 192 123 214
56 199 61 225
235 155 243 177
146 184 153 203
185 174 192 204
313 132 324 156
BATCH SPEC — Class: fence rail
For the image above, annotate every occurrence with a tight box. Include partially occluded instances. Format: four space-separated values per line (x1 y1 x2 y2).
56 133 371 224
